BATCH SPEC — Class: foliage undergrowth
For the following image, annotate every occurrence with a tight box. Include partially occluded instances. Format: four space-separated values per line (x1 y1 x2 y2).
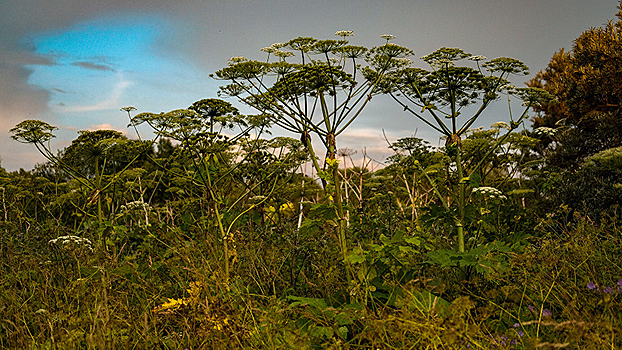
1 210 620 349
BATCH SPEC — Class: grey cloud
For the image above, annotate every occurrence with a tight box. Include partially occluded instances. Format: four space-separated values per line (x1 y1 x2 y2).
0 62 51 171
72 61 115 71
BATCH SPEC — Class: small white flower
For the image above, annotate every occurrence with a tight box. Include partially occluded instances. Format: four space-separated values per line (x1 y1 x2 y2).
274 50 294 58
393 57 412 67
499 84 516 92
49 235 93 252
534 126 557 137
468 55 487 61
261 46 277 54
381 34 396 41
123 200 151 212
472 186 506 200
270 42 285 49
228 56 248 65
428 58 455 69
335 30 354 37
468 126 485 133
328 57 340 65
491 122 510 130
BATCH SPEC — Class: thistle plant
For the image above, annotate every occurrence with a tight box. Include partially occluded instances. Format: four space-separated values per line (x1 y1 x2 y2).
373 47 552 252
213 32 413 278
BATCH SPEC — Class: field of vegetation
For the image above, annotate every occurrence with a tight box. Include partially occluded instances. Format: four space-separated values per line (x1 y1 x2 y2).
1 6 621 350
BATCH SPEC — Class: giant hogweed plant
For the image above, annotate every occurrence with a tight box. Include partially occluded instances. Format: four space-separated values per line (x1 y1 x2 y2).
10 120 149 237
369 47 553 252
131 98 303 281
213 31 413 280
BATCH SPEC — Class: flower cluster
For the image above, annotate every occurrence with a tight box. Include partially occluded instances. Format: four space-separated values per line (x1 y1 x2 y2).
120 200 151 213
424 57 455 69
587 279 622 294
468 55 487 61
228 56 248 65
261 42 285 55
393 57 413 68
380 34 396 41
534 126 557 137
335 30 354 37
274 50 294 58
472 186 507 200
499 84 516 92
49 235 93 253
490 121 511 130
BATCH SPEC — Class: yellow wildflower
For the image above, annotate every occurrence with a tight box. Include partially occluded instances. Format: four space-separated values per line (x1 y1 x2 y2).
153 298 185 312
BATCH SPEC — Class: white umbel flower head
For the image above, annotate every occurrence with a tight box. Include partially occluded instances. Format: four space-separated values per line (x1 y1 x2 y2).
261 46 277 54
534 127 557 137
491 121 511 130
393 57 413 68
121 200 151 212
381 34 396 41
468 55 487 61
335 30 354 37
49 235 94 252
228 56 248 65
274 50 294 58
472 186 507 200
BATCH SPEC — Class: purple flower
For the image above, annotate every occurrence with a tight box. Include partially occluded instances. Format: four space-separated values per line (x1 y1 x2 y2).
617 279 622 290
528 305 535 312
513 322 520 329
542 309 552 317
587 282 598 290
517 330 524 337
603 286 616 294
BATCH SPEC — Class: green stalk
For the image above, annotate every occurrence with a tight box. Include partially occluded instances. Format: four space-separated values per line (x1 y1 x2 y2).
214 200 229 281
94 154 107 249
449 77 466 253
456 150 465 253
205 155 230 281
320 92 350 280
332 160 349 275
95 155 102 228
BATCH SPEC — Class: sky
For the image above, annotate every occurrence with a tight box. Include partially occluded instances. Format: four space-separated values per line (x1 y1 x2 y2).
0 0 619 171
